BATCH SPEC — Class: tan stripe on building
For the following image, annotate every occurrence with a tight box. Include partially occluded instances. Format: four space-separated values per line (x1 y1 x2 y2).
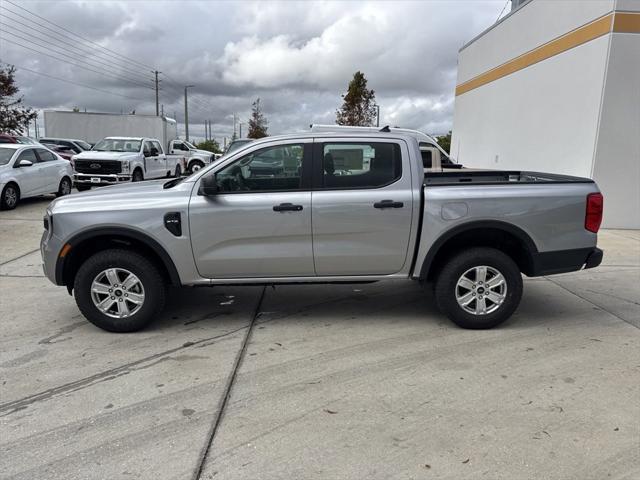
455 11 640 97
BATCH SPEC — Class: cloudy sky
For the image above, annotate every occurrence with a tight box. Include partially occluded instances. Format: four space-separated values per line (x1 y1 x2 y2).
0 0 509 142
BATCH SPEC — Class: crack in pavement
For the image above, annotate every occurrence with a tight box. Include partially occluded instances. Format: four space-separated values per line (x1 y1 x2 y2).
0 322 253 417
192 286 266 480
0 248 40 267
545 276 639 330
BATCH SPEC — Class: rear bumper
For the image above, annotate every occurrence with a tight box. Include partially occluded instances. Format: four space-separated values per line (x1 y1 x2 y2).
74 173 131 185
529 247 603 276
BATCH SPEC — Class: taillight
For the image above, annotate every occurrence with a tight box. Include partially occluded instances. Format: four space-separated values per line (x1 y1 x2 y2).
585 192 603 233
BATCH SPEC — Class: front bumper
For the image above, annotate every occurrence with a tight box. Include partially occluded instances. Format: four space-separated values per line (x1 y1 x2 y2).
74 173 131 186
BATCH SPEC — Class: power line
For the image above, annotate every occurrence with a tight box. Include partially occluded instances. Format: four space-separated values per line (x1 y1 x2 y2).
0 10 154 80
0 35 154 91
2 62 148 101
0 26 154 89
0 9 153 82
2 0 156 71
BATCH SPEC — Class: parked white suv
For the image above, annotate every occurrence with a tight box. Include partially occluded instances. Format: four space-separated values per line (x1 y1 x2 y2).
72 137 185 191
0 144 73 210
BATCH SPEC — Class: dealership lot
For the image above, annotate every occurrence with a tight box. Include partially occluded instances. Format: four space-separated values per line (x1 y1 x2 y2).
1 196 639 479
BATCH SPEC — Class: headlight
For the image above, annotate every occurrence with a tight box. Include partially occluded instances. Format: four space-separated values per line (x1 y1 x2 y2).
121 161 130 173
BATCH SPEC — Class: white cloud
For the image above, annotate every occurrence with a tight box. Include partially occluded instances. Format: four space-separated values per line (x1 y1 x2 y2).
1 0 506 141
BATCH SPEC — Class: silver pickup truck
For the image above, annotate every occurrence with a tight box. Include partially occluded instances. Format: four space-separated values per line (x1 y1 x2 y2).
41 128 604 332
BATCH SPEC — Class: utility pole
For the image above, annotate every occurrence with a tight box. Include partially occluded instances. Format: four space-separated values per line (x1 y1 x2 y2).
375 104 380 127
232 113 237 139
239 122 243 138
205 120 209 141
184 85 194 141
154 71 161 116
161 104 164 116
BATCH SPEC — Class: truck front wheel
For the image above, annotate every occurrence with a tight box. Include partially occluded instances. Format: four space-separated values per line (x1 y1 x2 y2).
435 247 522 329
73 249 166 332
132 169 144 182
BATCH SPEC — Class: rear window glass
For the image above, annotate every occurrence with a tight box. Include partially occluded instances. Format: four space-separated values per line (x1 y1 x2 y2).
321 142 402 189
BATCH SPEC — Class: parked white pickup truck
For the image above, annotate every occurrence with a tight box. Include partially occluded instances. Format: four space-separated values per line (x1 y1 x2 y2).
167 139 216 173
72 137 186 191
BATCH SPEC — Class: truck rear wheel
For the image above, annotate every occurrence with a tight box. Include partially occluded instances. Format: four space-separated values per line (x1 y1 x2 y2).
435 247 522 329
73 249 166 332
188 160 204 174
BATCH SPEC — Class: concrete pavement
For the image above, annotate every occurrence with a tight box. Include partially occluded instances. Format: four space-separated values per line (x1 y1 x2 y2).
1 196 638 479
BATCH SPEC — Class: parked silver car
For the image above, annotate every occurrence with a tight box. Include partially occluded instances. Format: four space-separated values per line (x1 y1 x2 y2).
41 129 603 332
0 144 73 210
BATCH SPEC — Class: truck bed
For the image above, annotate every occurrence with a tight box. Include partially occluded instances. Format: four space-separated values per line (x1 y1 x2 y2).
424 170 594 186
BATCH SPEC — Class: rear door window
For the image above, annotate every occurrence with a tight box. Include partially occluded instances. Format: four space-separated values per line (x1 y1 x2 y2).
320 142 402 189
36 148 58 162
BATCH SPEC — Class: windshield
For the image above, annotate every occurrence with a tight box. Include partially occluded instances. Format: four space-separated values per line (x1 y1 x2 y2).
184 141 196 150
77 140 91 150
0 148 15 165
225 139 252 155
93 139 141 152
15 136 39 145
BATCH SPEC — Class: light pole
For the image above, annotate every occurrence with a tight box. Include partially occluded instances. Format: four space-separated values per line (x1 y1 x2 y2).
375 104 380 127
184 85 194 141
239 122 244 138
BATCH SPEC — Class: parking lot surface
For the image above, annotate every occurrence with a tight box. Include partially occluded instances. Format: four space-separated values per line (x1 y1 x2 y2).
1 196 639 480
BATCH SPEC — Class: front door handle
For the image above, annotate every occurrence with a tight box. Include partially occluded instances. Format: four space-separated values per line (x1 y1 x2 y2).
374 200 404 209
273 203 303 212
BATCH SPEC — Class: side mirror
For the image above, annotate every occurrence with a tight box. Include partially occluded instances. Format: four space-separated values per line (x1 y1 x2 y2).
199 174 218 196
16 159 33 168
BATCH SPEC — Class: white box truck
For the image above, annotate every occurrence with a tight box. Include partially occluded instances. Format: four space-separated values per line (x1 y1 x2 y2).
43 111 178 146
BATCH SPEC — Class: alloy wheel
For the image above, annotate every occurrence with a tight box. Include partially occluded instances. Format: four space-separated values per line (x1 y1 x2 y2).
455 265 507 315
90 268 145 319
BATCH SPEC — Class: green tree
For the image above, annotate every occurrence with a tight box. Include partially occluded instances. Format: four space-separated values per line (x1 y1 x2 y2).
0 65 37 134
435 131 452 154
195 139 222 154
336 71 377 126
247 98 268 138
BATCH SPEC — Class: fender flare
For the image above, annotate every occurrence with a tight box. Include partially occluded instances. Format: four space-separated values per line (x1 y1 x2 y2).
418 220 539 279
55 227 182 286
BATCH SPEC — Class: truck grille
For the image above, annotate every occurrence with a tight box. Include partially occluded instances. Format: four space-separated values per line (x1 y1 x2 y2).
74 159 122 175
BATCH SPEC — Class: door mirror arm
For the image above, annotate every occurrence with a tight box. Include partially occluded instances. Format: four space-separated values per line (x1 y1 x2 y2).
199 174 218 196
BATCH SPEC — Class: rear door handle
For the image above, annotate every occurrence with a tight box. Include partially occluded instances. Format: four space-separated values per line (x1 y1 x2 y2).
273 203 303 212
374 200 404 209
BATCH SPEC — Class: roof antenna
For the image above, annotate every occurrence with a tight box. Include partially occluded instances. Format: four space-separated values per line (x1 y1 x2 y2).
379 125 391 132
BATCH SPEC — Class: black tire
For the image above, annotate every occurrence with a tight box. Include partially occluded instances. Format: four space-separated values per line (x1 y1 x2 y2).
175 165 182 177
188 160 204 174
56 176 72 197
76 184 92 192
1 183 19 210
435 247 522 329
132 169 144 182
73 249 166 332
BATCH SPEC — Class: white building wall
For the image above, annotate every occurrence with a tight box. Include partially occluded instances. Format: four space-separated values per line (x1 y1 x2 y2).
451 0 639 228
451 35 609 177
592 33 640 229
458 0 615 84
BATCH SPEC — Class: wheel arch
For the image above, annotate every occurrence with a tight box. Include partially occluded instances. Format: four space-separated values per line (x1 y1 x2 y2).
418 221 539 281
56 227 182 292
